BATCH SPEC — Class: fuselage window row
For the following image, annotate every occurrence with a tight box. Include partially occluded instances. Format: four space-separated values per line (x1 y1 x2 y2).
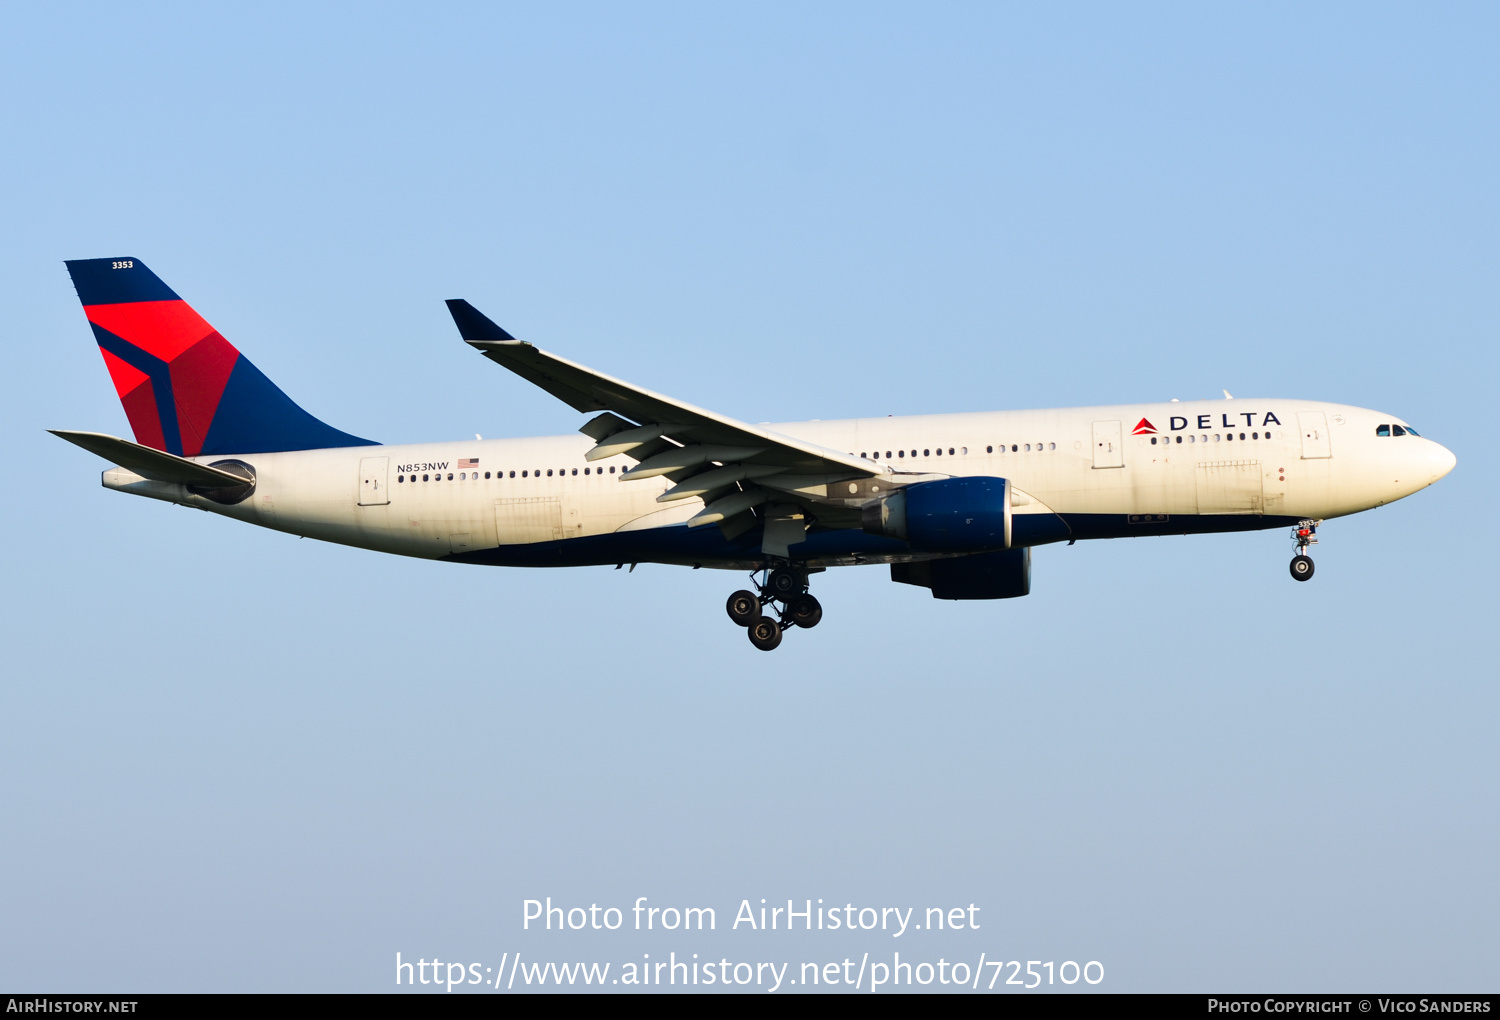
1149 432 1280 445
857 444 1062 459
398 464 621 484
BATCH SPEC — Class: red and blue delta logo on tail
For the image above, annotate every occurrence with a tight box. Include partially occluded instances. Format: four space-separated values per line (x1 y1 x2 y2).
64 258 374 456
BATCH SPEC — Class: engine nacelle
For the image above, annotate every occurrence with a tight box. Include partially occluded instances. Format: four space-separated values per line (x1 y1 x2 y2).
891 547 1031 600
861 476 1011 552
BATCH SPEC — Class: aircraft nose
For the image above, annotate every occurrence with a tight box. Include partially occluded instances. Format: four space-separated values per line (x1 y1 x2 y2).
1427 442 1457 482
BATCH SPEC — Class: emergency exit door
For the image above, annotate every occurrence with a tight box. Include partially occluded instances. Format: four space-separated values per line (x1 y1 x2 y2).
1297 412 1332 459
1092 420 1124 468
358 456 390 505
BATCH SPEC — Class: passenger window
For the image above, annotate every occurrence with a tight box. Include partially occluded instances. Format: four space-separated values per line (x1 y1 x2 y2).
1175 436 1182 444
961 447 967 454
1392 425 1407 436
986 446 993 453
1049 443 1055 450
572 468 578 475
1024 443 1031 451
898 450 905 458
950 448 956 455
1187 435 1195 443
447 473 454 480
1151 437 1158 445
911 450 917 457
1376 424 1390 437
509 471 515 478
1011 444 1018 452
609 466 616 473
1212 435 1221 442
398 475 405 483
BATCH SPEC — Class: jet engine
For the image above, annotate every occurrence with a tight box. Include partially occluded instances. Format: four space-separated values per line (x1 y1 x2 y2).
860 476 1011 552
890 547 1031 600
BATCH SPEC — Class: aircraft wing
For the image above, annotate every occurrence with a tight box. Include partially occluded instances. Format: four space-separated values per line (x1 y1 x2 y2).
447 300 880 531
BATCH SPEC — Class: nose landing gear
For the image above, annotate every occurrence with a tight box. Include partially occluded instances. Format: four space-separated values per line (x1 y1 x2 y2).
1289 520 1320 582
725 563 822 650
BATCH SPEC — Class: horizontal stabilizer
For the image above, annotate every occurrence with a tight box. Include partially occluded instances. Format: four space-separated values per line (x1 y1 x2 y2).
49 430 253 487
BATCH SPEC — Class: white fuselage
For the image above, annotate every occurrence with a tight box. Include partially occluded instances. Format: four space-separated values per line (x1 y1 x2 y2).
101 398 1455 569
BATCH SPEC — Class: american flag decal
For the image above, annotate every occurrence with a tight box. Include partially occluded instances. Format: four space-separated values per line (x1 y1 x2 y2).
458 458 479 468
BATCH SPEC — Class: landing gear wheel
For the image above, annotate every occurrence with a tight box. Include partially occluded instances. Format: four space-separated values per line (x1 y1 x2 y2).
1290 555 1315 581
726 590 762 627
767 567 804 599
748 618 783 651
788 593 822 629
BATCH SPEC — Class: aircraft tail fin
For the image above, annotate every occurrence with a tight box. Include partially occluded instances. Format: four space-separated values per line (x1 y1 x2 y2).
63 258 375 456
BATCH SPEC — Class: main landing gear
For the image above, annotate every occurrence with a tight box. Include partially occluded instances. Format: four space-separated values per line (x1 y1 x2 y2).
1289 519 1320 582
725 565 822 651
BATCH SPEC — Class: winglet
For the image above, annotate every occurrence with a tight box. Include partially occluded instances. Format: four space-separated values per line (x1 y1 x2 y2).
445 299 519 344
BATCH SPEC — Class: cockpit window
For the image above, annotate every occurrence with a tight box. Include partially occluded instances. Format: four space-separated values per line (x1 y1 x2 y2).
1392 425 1407 436
1404 425 1420 436
1376 424 1391 437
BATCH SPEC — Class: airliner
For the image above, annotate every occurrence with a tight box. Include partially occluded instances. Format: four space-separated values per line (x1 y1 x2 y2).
55 257 1457 650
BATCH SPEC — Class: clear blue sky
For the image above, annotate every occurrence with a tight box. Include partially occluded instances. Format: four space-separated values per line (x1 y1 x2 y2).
1 2 1495 992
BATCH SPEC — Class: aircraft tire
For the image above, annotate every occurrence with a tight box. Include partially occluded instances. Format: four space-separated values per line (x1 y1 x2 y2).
1290 555 1315 581
726 590 762 627
788 593 822 629
748 618 783 651
767 568 804 598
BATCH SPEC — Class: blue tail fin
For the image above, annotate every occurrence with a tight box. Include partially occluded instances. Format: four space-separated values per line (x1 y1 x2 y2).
65 258 377 456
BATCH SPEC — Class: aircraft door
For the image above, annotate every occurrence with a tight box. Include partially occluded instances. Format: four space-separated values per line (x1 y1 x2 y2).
358 456 390 506
1092 420 1124 468
1298 412 1332 459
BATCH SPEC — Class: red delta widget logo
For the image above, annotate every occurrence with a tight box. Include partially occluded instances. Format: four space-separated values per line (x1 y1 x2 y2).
1134 413 1282 436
